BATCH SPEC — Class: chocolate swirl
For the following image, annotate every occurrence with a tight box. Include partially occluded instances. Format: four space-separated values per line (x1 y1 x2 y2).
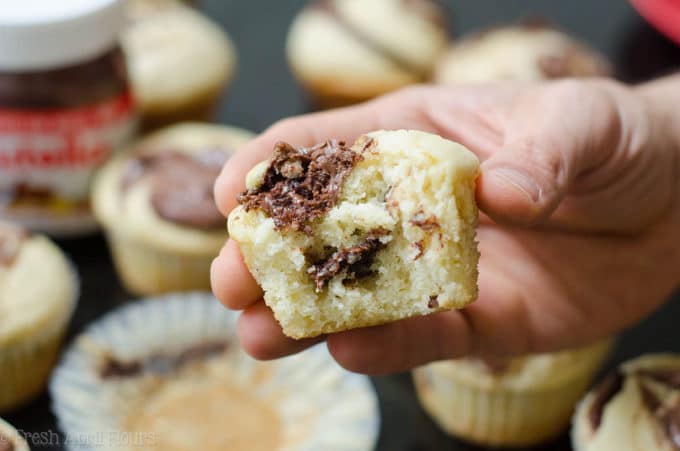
122 149 230 230
589 367 680 449
238 140 367 234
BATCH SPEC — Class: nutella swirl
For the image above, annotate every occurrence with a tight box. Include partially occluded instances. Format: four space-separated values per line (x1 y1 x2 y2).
238 140 366 234
588 365 680 449
122 149 230 230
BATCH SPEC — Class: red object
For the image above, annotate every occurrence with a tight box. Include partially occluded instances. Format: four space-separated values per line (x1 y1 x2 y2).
631 0 680 44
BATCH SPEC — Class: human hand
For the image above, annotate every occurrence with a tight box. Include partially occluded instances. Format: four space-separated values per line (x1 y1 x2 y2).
211 78 680 375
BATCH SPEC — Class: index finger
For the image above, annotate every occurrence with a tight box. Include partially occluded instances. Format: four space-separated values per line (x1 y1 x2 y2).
214 88 439 217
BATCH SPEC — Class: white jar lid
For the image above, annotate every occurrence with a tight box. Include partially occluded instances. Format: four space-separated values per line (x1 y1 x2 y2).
0 0 125 72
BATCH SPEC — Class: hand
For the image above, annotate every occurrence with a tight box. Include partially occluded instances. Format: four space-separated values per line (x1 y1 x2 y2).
211 78 680 375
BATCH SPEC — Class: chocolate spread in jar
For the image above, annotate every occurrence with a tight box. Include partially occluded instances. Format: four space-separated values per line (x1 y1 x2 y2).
121 149 230 230
237 140 364 234
0 0 136 234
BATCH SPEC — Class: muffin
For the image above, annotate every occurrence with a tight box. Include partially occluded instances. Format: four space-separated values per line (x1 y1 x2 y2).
229 130 480 339
0 222 78 412
122 5 237 129
572 353 680 451
413 339 613 448
92 123 253 296
286 0 450 108
50 293 380 451
0 418 29 451
435 22 611 84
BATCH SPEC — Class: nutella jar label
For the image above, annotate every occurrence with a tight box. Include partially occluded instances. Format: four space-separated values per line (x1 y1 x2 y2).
0 91 136 235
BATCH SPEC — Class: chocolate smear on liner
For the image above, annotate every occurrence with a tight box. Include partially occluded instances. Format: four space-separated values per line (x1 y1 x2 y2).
100 341 228 380
312 0 431 78
307 228 389 292
238 140 364 235
588 370 624 430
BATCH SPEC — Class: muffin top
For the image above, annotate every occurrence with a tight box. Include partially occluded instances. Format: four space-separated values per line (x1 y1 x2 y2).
435 21 611 84
573 354 680 451
0 222 77 347
424 339 612 391
287 0 450 97
122 5 236 113
92 123 254 254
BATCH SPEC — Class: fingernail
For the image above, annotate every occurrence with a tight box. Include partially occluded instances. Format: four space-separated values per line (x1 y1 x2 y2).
487 167 541 203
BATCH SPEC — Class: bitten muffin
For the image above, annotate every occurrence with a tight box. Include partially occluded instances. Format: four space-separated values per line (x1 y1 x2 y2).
413 339 613 448
0 222 78 412
572 354 680 451
229 130 480 339
122 5 237 129
92 123 253 296
286 0 450 108
51 293 380 451
435 22 611 84
0 418 30 451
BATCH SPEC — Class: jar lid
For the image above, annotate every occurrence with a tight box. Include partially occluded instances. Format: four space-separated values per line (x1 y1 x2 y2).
0 0 125 71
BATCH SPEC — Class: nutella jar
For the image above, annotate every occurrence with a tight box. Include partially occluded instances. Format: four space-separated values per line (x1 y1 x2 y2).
0 0 137 236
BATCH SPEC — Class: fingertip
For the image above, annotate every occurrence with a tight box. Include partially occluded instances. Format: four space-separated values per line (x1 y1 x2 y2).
477 165 553 225
237 302 323 360
210 239 263 310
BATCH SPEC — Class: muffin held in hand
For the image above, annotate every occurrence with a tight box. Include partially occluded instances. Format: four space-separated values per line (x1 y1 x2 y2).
413 339 613 448
0 222 78 412
435 21 611 84
92 123 254 296
572 354 680 451
122 5 237 129
229 130 480 339
286 0 450 108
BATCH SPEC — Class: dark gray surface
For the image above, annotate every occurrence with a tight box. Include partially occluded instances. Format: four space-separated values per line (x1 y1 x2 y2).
6 1 680 450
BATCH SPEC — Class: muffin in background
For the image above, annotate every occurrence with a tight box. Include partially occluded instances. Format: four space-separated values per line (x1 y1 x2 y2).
0 222 78 412
435 22 611 84
92 123 253 296
287 0 449 108
572 353 680 451
0 418 30 451
122 5 237 129
413 339 613 448
50 293 380 451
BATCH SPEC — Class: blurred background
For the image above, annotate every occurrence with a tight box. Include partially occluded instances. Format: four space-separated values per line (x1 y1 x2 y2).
206 0 680 132
4 1 680 450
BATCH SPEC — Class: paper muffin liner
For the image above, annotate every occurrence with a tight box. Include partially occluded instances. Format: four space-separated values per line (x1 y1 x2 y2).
0 262 79 413
0 417 30 451
413 341 613 448
105 232 214 296
50 292 380 451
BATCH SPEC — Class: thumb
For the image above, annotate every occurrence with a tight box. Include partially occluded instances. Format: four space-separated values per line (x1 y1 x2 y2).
476 81 616 226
